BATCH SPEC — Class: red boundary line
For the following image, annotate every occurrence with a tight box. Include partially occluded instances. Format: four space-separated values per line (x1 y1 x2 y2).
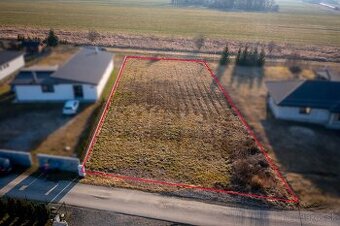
82 56 299 204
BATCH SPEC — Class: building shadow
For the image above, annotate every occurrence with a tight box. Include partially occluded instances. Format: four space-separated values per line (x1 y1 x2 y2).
0 168 26 190
4 170 79 204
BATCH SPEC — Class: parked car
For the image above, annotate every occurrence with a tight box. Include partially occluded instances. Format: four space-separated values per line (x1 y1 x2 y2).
0 158 12 174
62 100 80 115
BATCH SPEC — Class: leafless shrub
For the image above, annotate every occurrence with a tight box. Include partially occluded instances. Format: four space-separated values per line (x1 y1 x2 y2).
267 41 276 54
88 30 100 44
230 153 274 192
194 34 205 51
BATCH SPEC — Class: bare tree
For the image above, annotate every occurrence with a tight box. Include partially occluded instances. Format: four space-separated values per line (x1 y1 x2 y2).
88 30 100 45
267 41 276 54
286 51 302 78
194 34 205 52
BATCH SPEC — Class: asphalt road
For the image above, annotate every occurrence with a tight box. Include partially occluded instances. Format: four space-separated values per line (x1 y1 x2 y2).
0 173 339 226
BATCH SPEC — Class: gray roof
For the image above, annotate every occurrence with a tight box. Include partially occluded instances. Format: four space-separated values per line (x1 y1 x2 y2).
11 67 59 85
266 80 340 113
315 68 340 81
21 65 59 72
51 48 113 85
0 51 24 65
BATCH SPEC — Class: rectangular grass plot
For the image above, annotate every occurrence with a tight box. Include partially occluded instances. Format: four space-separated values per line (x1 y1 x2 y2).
84 57 294 203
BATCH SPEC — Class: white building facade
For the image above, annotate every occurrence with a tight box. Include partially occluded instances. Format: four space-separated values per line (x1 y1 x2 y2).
268 96 340 129
14 60 113 102
0 52 25 81
12 48 114 102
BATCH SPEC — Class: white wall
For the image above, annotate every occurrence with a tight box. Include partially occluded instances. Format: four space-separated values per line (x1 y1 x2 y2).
15 83 102 102
14 58 113 102
15 84 74 101
82 84 97 101
96 59 114 99
0 55 25 81
268 96 331 125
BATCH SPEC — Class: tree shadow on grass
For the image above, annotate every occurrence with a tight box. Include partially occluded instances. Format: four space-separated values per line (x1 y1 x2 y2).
230 66 264 90
210 64 228 92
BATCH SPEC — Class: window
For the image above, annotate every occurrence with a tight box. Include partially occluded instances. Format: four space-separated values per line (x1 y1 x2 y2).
41 84 54 93
73 85 83 98
299 107 311 114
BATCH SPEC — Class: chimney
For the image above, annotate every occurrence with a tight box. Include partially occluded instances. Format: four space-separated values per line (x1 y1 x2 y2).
32 71 38 84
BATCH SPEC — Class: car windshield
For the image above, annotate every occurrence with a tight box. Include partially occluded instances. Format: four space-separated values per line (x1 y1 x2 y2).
65 101 75 108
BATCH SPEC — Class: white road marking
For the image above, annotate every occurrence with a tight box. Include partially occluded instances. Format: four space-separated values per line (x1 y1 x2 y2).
45 184 58 196
0 171 37 194
19 185 28 191
50 178 77 203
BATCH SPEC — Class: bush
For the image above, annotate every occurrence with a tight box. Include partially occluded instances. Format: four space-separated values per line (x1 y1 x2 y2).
219 45 230 66
46 29 59 47
0 199 6 217
289 65 302 74
0 198 50 224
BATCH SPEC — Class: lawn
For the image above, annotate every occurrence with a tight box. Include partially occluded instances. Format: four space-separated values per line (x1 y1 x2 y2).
0 0 339 46
84 58 291 200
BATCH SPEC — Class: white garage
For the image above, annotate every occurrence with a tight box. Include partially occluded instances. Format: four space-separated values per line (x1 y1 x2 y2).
12 48 114 102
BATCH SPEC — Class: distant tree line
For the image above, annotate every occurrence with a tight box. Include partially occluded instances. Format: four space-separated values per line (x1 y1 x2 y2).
171 0 279 11
217 44 265 67
235 46 265 67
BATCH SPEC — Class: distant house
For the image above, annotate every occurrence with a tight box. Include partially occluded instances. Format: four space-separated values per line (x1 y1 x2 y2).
266 80 340 129
11 48 114 102
0 51 25 81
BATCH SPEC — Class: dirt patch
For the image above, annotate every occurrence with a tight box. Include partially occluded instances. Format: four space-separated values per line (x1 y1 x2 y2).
84 58 291 202
34 45 79 66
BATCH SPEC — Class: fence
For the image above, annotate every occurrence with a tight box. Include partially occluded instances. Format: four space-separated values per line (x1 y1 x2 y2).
0 149 32 167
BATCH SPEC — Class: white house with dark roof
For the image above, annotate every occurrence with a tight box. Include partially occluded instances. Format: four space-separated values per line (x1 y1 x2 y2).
0 51 25 81
266 80 340 129
11 48 113 102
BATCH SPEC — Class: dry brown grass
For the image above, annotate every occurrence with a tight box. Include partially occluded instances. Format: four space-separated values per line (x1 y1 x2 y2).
35 46 79 66
85 59 289 199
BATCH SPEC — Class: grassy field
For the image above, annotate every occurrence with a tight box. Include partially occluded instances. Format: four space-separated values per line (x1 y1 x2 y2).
0 0 339 46
85 58 289 199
